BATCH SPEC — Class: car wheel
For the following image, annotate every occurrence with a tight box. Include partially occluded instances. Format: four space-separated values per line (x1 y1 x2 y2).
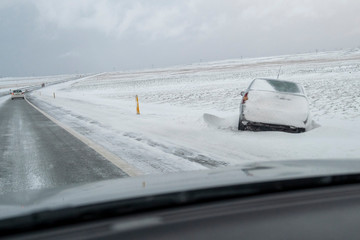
238 120 246 131
297 128 306 133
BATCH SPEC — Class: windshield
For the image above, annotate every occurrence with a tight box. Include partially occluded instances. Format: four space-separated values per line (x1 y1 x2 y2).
0 0 360 224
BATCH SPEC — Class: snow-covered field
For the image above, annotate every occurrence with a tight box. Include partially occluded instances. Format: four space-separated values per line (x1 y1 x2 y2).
0 74 82 97
25 49 360 175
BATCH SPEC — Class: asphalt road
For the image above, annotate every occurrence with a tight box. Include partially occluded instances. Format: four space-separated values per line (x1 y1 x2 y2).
0 96 127 194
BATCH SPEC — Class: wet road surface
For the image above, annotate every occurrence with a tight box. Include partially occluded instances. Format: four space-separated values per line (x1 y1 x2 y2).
0 96 127 194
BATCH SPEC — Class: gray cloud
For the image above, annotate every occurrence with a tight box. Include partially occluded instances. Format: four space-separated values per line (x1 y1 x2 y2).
1 0 359 77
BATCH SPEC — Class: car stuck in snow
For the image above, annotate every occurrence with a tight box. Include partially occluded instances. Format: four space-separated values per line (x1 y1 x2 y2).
238 78 309 133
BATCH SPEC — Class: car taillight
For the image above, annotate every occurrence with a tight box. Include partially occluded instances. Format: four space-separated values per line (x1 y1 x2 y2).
242 92 249 104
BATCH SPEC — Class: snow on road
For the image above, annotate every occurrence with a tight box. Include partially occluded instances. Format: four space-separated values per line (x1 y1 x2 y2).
27 49 360 175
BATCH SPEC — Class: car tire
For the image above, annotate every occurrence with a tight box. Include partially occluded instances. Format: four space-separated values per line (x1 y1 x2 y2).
238 120 246 131
297 128 306 133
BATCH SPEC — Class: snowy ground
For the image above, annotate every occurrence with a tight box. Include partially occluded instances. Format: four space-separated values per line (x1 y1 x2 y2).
25 49 360 175
0 74 83 97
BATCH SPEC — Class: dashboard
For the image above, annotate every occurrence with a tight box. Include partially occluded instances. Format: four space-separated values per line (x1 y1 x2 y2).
8 183 360 240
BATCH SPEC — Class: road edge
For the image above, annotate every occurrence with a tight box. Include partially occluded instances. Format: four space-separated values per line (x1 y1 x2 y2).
25 96 143 177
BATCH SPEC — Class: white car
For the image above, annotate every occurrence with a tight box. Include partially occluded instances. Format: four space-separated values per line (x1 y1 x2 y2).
238 78 309 133
11 89 25 100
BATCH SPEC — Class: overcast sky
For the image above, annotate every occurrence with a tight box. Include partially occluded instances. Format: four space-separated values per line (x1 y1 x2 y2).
0 0 359 77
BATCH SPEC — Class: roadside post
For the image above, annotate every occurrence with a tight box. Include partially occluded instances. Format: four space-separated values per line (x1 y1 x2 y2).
136 95 140 115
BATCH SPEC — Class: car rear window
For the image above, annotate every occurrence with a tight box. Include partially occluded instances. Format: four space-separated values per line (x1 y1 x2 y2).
250 79 302 94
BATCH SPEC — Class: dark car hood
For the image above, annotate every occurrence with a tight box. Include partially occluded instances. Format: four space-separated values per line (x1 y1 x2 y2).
1 159 360 219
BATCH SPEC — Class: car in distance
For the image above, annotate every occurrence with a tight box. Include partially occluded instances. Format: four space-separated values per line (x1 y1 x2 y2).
11 89 25 100
238 78 309 133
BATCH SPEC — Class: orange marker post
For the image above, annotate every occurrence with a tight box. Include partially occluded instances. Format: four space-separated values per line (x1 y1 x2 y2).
136 95 140 115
